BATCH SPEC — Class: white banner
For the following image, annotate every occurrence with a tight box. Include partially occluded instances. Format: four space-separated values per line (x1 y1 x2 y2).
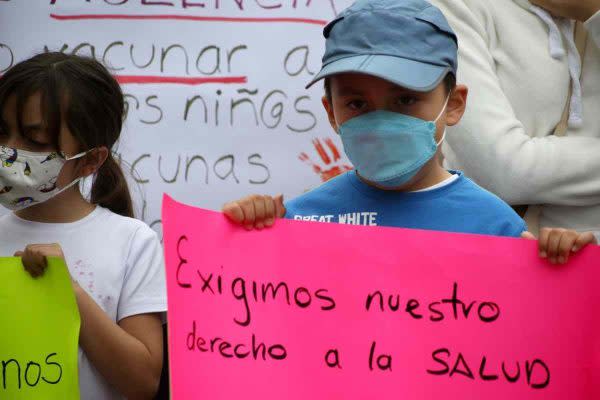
0 0 354 236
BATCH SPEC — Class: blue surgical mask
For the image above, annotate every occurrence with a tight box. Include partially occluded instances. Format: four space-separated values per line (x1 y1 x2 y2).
338 96 449 188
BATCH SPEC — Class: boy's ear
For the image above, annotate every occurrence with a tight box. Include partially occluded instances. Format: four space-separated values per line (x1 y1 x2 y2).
445 84 468 126
321 96 339 133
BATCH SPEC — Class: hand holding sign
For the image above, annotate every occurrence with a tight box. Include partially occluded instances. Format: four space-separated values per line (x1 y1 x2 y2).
223 194 286 230
14 243 66 278
163 195 600 399
522 229 598 264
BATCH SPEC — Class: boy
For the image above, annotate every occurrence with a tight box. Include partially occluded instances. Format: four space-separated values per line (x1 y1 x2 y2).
223 0 596 263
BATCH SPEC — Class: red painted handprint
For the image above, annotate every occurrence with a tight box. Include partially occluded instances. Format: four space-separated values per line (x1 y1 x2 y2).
299 138 353 182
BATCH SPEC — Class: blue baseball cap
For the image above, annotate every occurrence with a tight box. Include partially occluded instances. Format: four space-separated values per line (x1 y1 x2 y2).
306 0 458 92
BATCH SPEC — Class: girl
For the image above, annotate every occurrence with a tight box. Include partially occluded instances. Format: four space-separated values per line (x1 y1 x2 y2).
0 53 165 399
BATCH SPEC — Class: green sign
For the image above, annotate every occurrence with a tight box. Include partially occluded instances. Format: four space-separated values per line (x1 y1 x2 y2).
0 257 80 399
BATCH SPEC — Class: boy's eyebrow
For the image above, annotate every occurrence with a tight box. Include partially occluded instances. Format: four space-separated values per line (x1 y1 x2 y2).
336 87 365 96
388 85 419 94
335 85 422 96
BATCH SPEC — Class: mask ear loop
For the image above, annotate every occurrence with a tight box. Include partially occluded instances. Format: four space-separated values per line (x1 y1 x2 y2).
434 93 451 123
63 149 92 162
58 148 96 193
436 129 447 147
434 93 452 146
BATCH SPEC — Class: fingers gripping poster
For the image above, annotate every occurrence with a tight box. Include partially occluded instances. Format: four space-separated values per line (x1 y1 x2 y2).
0 0 354 233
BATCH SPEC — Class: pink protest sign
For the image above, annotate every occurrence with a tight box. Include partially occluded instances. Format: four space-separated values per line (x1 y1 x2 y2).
162 195 600 399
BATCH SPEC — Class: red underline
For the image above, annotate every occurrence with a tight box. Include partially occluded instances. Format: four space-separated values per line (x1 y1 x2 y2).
0 74 245 85
115 75 247 85
50 13 327 26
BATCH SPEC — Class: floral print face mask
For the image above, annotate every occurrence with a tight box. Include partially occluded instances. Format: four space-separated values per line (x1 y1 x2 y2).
0 146 88 211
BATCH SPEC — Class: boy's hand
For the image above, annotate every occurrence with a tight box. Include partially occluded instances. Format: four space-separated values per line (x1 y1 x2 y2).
14 243 65 278
522 229 597 264
222 194 286 230
530 0 600 21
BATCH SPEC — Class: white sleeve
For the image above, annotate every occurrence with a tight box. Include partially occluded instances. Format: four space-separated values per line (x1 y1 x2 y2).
431 0 600 207
117 224 167 321
585 10 600 48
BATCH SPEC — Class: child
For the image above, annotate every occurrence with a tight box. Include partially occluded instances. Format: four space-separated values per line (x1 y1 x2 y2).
223 0 597 264
0 53 165 399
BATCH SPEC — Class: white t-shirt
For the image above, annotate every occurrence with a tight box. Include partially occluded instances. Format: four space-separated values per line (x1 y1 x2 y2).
0 206 167 400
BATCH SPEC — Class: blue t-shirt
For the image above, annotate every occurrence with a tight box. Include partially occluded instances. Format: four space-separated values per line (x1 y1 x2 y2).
285 171 526 237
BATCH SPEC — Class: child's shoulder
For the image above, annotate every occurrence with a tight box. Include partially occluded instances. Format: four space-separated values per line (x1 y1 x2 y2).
285 172 354 216
95 207 159 243
456 174 516 209
451 173 527 236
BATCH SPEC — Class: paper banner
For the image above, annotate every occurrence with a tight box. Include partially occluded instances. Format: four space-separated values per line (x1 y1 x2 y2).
163 194 600 399
0 257 80 399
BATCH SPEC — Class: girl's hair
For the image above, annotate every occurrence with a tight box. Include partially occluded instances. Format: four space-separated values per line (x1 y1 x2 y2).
0 52 134 218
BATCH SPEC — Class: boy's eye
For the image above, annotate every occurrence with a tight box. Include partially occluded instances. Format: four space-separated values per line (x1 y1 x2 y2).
397 96 417 106
346 100 367 110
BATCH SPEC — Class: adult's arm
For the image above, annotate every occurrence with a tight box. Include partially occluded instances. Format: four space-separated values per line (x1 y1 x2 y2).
431 0 600 206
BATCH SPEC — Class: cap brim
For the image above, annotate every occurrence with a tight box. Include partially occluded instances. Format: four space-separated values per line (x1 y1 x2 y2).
306 54 450 92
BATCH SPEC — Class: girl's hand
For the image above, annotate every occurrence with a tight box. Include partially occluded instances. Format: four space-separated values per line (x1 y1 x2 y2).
14 243 65 278
530 0 600 21
522 229 597 264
